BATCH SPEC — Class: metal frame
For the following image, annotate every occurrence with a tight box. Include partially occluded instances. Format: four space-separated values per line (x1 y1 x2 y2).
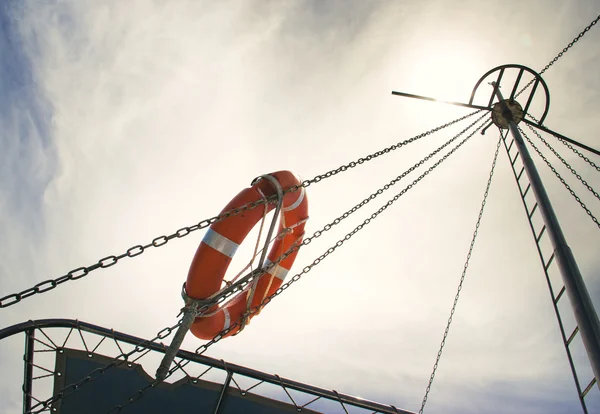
390 90 490 112
392 64 600 157
0 319 415 414
491 85 600 390
392 65 551 123
499 133 595 413
22 329 34 414
468 64 551 124
392 64 600 406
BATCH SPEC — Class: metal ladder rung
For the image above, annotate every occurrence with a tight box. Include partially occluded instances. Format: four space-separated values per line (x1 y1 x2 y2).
528 203 538 219
507 139 515 153
581 377 597 399
545 253 555 271
536 226 546 243
511 152 520 166
504 135 594 414
554 286 566 304
567 326 579 346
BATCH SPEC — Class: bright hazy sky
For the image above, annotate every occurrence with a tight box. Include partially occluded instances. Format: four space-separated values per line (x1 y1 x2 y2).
1 1 599 413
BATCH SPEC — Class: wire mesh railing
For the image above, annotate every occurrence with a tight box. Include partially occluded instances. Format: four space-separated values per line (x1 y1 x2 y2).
0 319 415 414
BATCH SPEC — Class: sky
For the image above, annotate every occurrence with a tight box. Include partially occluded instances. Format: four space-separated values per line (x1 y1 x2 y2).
1 1 600 413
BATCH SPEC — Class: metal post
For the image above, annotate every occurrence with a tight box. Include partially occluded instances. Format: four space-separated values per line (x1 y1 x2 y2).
155 306 197 381
494 85 600 388
22 329 34 414
156 174 285 382
214 371 233 414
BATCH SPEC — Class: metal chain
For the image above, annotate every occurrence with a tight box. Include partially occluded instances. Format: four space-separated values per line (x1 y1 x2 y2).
304 113 490 239
37 292 247 413
527 113 600 172
29 321 182 413
526 124 600 200
419 133 503 414
259 119 487 313
233 114 489 289
516 14 600 97
518 125 600 229
37 271 264 412
556 137 600 173
108 116 490 414
109 327 232 413
0 110 483 309
291 110 484 192
0 200 268 309
31 114 491 413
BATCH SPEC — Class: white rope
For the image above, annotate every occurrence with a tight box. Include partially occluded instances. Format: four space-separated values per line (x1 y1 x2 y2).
223 188 269 287
243 188 274 324
196 188 276 320
256 231 305 314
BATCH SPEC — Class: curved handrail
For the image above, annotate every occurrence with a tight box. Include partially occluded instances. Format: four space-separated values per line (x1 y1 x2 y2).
0 318 414 414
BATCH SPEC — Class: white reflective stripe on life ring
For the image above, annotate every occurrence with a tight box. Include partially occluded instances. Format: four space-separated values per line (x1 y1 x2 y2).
264 259 290 281
202 228 239 258
283 186 305 212
223 308 231 330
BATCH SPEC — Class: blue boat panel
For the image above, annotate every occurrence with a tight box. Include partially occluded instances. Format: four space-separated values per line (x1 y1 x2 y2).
53 349 320 414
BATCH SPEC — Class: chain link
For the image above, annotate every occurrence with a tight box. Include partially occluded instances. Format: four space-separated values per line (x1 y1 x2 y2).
28 113 491 412
516 15 600 98
419 133 503 413
518 125 600 229
527 113 600 173
526 124 600 200
1 200 267 309
292 110 484 191
304 112 489 240
108 115 490 413
556 137 600 173
264 120 487 308
1 110 483 309
36 300 242 412
109 325 234 413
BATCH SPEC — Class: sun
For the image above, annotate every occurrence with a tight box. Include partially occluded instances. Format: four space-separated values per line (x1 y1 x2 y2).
405 40 486 103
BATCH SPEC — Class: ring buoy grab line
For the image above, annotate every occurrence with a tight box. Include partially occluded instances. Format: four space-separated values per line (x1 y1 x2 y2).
186 171 308 340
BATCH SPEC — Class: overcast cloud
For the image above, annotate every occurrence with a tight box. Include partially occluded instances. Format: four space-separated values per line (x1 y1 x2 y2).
1 1 599 413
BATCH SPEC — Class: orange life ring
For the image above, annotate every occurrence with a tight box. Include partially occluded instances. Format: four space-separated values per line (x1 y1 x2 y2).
187 171 308 340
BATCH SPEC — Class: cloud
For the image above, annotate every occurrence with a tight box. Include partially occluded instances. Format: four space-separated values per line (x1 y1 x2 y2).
1 1 599 413
0 4 56 287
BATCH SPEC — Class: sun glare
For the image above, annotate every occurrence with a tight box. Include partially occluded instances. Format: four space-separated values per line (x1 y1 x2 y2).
407 41 486 103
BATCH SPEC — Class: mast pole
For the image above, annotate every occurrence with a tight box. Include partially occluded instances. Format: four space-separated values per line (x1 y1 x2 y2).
493 83 600 388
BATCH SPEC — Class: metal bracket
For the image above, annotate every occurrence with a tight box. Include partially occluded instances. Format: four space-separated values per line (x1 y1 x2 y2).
156 284 214 381
249 174 285 271
240 174 285 332
469 64 550 125
391 64 551 126
155 175 285 382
